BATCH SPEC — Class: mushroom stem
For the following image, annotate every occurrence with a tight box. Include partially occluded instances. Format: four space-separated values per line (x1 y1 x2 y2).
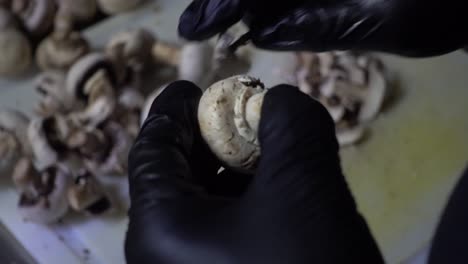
151 41 181 66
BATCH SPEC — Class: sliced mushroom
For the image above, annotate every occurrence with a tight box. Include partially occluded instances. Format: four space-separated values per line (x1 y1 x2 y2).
96 0 142 14
67 170 111 215
198 75 266 172
12 0 55 37
66 53 117 129
55 0 97 24
0 8 31 76
35 71 75 116
17 164 70 224
36 10 89 71
82 122 131 175
293 51 388 146
0 110 31 175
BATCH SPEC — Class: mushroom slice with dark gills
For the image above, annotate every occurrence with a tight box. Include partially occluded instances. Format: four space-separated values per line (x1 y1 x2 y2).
80 122 132 176
67 170 111 215
15 160 70 224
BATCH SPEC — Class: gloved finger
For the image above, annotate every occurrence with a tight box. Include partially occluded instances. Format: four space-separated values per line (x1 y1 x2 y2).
248 3 381 52
239 85 384 262
178 0 245 41
248 1 468 57
137 81 221 187
248 84 345 207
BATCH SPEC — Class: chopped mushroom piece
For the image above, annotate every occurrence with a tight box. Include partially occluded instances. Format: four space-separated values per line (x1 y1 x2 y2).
67 170 111 215
293 51 388 146
17 164 70 224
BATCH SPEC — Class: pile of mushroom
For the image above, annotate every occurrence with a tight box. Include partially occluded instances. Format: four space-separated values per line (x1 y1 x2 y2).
2 26 251 224
291 51 388 146
0 0 146 77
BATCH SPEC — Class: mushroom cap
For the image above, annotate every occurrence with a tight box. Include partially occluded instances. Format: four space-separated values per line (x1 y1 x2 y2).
67 171 111 214
18 165 70 224
0 28 31 76
36 29 89 71
55 0 97 24
198 75 266 172
12 0 56 36
178 42 214 88
106 28 155 71
96 0 142 14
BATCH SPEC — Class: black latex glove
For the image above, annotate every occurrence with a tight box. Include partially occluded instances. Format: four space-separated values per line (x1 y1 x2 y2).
178 0 468 57
125 81 384 264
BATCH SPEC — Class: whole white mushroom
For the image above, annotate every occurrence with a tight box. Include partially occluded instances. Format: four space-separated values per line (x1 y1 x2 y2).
198 75 266 172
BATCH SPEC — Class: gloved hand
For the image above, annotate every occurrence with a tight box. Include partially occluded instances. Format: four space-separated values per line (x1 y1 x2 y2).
125 81 384 264
178 0 468 57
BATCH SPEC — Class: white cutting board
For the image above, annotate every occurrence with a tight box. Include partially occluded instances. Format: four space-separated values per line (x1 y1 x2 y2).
1 0 468 263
